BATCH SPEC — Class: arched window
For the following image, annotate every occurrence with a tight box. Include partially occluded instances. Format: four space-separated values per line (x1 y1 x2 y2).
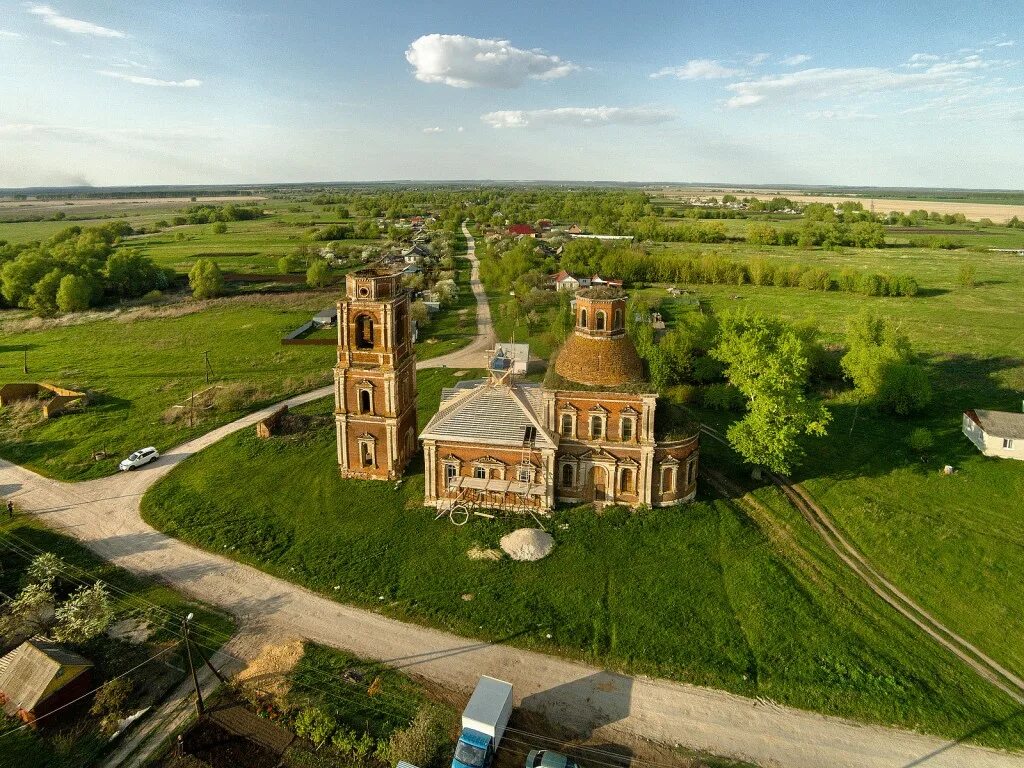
613 309 623 329
661 466 675 493
355 315 375 349
590 415 604 439
579 308 588 328
620 467 634 493
620 417 634 441
560 413 573 437
360 441 374 467
596 311 606 331
561 463 574 487
359 389 372 414
445 463 457 482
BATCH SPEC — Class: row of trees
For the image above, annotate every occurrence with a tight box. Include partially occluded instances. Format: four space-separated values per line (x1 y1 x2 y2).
178 203 264 225
0 224 174 316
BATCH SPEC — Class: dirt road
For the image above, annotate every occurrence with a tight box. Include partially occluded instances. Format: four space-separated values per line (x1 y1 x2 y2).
2 227 1022 766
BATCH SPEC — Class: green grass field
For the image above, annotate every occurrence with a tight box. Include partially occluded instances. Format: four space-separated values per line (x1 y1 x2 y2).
139 373 1024 749
0 295 336 480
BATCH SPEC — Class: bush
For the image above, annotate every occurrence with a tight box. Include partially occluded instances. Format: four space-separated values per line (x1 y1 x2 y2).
907 427 935 454
211 222 228 234
293 707 337 749
56 273 91 312
307 260 330 288
380 707 451 768
278 254 303 274
90 677 132 729
799 268 832 291
878 363 932 416
189 259 225 299
691 355 725 383
837 269 859 292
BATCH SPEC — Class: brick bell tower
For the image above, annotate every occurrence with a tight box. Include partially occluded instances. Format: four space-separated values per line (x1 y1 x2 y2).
335 267 417 480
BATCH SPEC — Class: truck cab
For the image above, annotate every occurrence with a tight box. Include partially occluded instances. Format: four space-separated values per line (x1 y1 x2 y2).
453 727 495 768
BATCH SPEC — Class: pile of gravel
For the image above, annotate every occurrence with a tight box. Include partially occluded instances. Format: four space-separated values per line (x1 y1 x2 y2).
500 528 554 561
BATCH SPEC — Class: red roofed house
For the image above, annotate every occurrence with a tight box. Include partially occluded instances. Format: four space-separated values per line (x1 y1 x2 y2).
507 224 536 237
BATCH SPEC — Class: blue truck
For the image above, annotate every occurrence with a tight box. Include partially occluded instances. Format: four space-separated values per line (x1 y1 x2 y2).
451 676 514 768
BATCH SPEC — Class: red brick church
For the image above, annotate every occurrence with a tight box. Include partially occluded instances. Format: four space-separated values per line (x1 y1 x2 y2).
334 268 699 510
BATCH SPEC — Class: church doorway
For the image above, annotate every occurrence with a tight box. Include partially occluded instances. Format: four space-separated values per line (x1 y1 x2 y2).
589 466 607 501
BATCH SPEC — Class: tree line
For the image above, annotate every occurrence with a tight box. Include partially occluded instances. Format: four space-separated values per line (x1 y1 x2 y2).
0 223 175 316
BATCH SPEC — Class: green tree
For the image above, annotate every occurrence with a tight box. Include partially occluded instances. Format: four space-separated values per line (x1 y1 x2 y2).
712 312 831 473
840 314 912 398
188 259 225 299
877 362 932 415
29 268 65 317
907 427 935 454
56 273 92 312
306 260 330 288
211 221 227 234
52 582 114 643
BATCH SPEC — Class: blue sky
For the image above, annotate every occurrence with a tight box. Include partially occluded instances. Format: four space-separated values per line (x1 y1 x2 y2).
1 0 1022 187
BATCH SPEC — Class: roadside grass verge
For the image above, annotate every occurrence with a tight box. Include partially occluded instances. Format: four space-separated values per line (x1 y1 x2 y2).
141 371 1024 749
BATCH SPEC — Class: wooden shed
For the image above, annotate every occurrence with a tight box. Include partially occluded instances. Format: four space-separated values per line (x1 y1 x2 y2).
0 639 94 726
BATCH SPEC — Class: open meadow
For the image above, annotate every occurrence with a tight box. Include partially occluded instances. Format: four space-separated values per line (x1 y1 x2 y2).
140 374 1024 750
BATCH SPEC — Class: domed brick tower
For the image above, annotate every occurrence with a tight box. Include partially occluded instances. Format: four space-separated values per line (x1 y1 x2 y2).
554 287 645 387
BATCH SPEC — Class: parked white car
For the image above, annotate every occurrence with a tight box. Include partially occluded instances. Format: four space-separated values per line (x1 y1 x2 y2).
119 447 159 471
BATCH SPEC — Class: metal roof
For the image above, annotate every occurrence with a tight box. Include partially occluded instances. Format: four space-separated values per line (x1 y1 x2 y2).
421 380 556 448
0 640 92 716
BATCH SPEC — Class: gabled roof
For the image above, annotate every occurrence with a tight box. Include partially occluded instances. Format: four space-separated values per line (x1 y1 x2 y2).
0 640 92 716
965 409 1024 440
421 380 557 448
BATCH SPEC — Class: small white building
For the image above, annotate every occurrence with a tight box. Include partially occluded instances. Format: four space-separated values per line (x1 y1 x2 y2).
492 343 531 375
962 409 1024 460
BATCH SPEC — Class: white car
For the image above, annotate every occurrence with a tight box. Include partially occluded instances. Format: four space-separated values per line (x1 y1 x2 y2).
119 447 159 471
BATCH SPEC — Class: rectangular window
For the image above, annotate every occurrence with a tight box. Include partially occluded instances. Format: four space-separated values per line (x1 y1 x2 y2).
560 413 573 437
473 466 487 479
445 464 457 481
591 416 603 439
1004 438 1015 450
686 459 697 485
621 418 633 441
518 467 531 483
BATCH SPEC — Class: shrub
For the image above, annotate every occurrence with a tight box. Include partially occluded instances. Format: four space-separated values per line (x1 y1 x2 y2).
293 707 337 749
188 259 224 299
90 677 133 729
278 254 303 274
56 273 92 312
690 355 725 383
858 273 885 296
747 258 774 286
211 222 228 234
907 427 935 454
878 363 932 416
307 260 330 288
837 269 859 292
799 268 832 291
380 707 451 768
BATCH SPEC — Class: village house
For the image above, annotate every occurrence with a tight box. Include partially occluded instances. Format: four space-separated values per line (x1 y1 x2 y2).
418 287 699 512
548 270 624 292
507 224 536 237
963 408 1024 460
0 640 93 726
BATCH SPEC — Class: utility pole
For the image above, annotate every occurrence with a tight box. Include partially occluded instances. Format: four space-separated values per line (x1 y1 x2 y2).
204 351 212 385
182 613 204 716
23 346 28 374
189 389 195 428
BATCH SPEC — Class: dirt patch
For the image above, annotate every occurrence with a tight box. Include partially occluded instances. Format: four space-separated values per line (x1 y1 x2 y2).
234 638 304 700
107 618 154 643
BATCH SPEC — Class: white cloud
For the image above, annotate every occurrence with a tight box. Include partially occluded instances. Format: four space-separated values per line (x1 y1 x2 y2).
725 54 998 108
26 4 127 38
908 53 941 68
995 40 1015 47
806 109 878 121
0 29 25 39
98 70 202 87
747 52 770 66
651 58 743 80
422 126 443 134
481 106 676 129
405 34 577 88
781 53 811 66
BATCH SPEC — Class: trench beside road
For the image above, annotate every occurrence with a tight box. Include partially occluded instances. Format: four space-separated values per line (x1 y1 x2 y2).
1 225 1022 768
